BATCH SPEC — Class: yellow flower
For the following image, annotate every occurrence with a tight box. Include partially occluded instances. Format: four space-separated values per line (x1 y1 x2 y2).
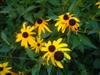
42 38 71 68
66 17 80 32
16 22 36 48
55 13 73 33
34 18 51 36
96 1 100 8
55 13 80 33
31 37 45 53
0 62 12 75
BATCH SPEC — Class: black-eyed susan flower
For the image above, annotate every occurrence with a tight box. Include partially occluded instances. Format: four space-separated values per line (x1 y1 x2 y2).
96 1 100 8
55 13 80 33
0 62 12 75
31 37 45 53
16 22 36 48
34 18 51 36
41 38 71 68
66 17 80 32
55 13 73 33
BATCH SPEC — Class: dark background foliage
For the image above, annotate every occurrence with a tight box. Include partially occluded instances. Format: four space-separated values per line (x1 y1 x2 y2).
0 0 100 75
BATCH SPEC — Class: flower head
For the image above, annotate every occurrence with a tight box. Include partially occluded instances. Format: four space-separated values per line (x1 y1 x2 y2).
96 1 100 8
55 13 80 33
0 62 12 75
42 38 71 68
31 37 45 53
16 22 36 48
34 18 51 36
66 17 80 32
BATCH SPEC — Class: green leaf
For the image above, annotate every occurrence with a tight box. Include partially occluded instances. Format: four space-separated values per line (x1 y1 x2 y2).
23 13 33 23
32 64 41 75
93 59 100 69
25 48 36 60
75 61 88 75
71 34 80 49
0 46 10 53
39 66 48 75
1 31 10 45
48 0 60 6
21 5 36 16
78 34 97 49
57 70 64 75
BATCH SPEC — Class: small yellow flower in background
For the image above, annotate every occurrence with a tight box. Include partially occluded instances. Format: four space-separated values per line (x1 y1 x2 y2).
34 18 52 36
55 13 80 33
42 38 71 68
31 37 45 53
16 22 36 48
96 1 100 8
0 62 12 75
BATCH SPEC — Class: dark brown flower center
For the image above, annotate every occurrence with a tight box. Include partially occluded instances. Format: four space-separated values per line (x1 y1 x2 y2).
6 73 11 75
63 14 69 20
54 51 64 61
22 32 29 38
48 45 55 52
0 67 3 71
37 43 40 46
69 19 76 26
37 18 43 24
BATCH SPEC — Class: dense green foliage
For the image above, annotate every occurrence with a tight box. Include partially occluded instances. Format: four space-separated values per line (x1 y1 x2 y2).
0 0 100 75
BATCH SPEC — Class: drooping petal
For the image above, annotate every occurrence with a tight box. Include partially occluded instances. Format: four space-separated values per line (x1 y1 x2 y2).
64 53 71 60
55 61 63 68
51 57 56 66
42 52 49 59
44 25 51 32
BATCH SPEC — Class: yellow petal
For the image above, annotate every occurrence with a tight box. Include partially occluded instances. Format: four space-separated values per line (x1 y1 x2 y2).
48 41 51 45
21 39 27 47
57 25 62 31
41 26 45 33
51 57 56 66
16 33 22 42
64 53 71 60
55 61 63 68
57 38 62 44
41 47 47 51
42 52 49 59
58 48 71 51
3 62 8 67
44 25 51 32
6 67 12 70
28 36 35 46
38 27 42 36
58 43 68 48
96 2 100 5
